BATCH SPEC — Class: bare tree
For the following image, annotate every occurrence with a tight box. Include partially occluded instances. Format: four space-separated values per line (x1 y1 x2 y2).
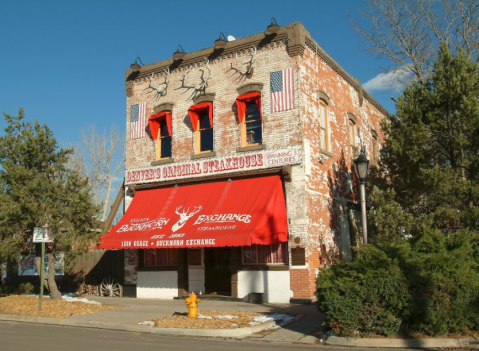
351 0 479 85
79 125 125 222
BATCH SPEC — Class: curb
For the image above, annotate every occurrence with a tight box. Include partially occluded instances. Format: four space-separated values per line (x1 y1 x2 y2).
0 314 277 338
324 334 476 348
151 321 277 338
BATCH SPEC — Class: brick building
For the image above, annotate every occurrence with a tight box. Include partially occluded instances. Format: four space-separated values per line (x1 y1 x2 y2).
99 22 387 303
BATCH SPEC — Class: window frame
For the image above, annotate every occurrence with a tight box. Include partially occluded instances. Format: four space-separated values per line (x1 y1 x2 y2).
143 248 178 268
148 111 172 161
188 101 214 154
236 91 262 147
319 99 330 153
156 118 172 160
371 130 379 166
196 110 214 153
348 112 357 159
242 101 262 146
242 243 288 265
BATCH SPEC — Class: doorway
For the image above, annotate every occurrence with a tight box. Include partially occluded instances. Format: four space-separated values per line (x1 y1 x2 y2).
204 247 231 295
187 248 204 294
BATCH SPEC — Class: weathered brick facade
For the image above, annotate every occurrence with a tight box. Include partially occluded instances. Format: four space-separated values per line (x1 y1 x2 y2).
121 22 386 302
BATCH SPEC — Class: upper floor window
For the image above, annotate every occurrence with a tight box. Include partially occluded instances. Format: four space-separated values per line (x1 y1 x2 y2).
348 113 357 159
198 110 213 152
243 243 288 265
236 92 262 146
371 130 379 166
188 102 214 154
148 111 172 160
319 100 330 152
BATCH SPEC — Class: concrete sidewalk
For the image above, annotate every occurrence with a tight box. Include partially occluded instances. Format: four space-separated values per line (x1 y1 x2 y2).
0 297 324 343
1 296 478 349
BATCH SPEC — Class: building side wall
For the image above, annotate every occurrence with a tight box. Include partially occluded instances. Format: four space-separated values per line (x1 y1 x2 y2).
289 45 385 298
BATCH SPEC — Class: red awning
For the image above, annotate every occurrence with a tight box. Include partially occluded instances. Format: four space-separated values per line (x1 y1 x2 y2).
98 175 288 249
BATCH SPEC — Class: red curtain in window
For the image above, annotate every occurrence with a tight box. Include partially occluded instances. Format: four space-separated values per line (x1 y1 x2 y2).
236 91 261 123
188 101 213 131
148 111 172 139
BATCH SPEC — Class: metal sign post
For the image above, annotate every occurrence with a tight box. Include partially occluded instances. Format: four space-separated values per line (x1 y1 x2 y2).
33 227 52 311
39 241 45 310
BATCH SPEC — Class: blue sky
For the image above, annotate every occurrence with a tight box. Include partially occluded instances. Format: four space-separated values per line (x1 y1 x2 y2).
0 0 397 147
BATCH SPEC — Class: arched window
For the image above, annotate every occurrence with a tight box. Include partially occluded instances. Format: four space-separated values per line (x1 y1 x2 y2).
236 91 262 146
371 129 379 166
148 111 172 160
188 101 214 153
318 90 331 153
348 112 357 159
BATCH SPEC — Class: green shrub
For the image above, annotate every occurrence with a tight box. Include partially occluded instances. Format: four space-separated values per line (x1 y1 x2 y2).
316 230 479 337
17 282 35 295
316 245 411 337
406 230 479 335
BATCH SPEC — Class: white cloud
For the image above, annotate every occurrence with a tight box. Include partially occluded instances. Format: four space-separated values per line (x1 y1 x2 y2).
363 67 410 92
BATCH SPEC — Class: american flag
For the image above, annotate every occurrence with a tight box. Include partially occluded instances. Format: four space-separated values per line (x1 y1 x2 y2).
270 68 295 113
130 102 147 140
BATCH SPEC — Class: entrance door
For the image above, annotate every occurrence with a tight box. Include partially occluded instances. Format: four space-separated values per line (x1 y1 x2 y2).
188 248 205 294
204 247 231 295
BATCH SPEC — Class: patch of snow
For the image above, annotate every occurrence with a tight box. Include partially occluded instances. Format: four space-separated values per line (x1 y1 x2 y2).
215 315 238 319
251 314 295 327
138 321 155 326
197 314 212 319
62 296 101 305
62 293 76 297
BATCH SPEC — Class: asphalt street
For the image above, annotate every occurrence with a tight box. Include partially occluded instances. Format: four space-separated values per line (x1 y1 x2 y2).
1 321 423 351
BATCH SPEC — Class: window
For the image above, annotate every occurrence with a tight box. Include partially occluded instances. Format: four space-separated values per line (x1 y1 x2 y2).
198 110 213 152
244 102 262 145
148 111 172 160
188 101 213 154
348 113 357 159
158 119 172 159
242 243 288 264
371 131 379 166
319 100 329 152
236 92 262 147
144 249 178 267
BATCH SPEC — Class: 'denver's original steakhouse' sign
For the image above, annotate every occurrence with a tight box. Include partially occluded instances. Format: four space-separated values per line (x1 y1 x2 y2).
126 146 301 185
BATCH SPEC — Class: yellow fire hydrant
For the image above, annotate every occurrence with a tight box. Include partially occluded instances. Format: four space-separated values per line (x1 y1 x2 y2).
185 291 200 318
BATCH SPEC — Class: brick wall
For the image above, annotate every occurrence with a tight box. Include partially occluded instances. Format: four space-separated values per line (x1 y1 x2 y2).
123 22 386 301
126 42 301 169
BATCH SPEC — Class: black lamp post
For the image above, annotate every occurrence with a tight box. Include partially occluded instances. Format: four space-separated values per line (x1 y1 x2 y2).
354 153 370 244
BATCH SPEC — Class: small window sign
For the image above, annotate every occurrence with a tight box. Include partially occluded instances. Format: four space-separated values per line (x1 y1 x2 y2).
291 247 305 266
33 227 53 243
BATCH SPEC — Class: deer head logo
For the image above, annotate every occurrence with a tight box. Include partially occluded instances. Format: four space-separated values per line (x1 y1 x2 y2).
171 205 202 232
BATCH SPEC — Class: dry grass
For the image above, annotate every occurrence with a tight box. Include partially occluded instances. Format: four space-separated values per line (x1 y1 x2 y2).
0 295 276 329
0 295 121 319
153 310 269 329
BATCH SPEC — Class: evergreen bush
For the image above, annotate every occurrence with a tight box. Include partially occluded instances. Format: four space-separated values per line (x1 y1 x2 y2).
316 245 410 337
316 230 479 337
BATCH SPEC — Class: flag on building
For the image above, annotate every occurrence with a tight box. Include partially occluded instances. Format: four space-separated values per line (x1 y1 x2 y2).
270 68 295 113
130 102 147 140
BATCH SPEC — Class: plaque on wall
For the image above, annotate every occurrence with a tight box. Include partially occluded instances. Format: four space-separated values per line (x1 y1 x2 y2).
291 247 305 266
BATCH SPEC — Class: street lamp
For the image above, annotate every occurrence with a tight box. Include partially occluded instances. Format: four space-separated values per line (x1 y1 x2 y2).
354 153 370 244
